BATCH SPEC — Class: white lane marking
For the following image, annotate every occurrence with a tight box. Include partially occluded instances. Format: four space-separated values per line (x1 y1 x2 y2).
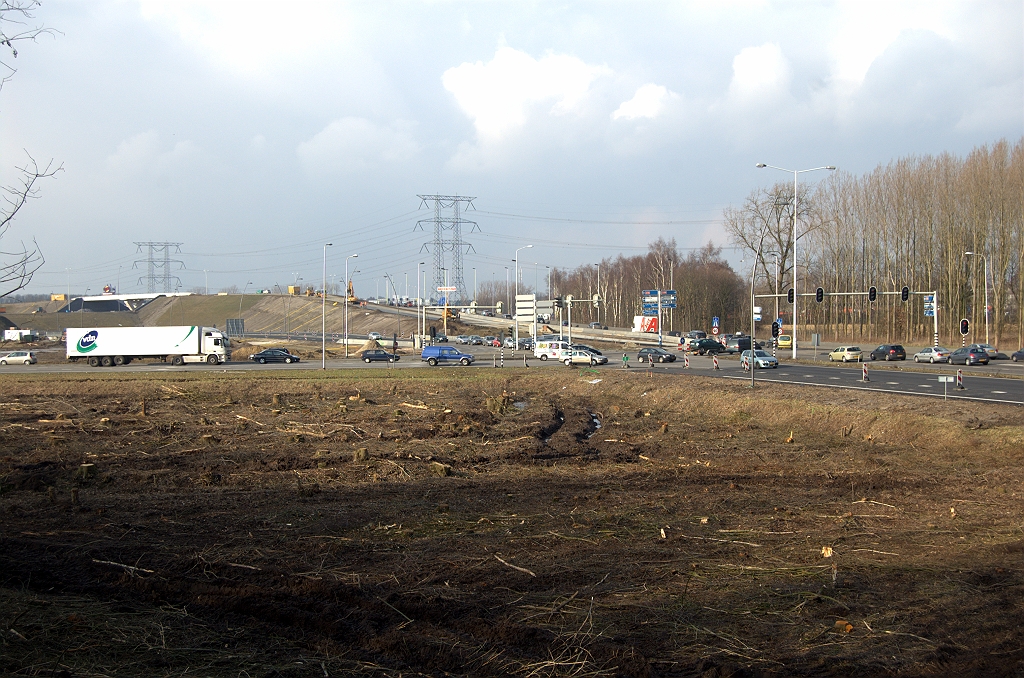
886 381 900 385
804 374 814 377
918 384 933 388
829 376 840 380
992 390 1007 394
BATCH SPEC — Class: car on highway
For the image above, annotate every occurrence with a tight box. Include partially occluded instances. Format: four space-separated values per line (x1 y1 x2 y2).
724 335 751 354
0 350 36 365
454 335 470 344
869 344 906 361
571 343 602 356
689 338 725 355
421 345 474 366
1012 349 1024 362
638 347 676 363
969 343 999 358
948 346 989 366
588 322 606 329
360 349 398 363
913 346 950 363
828 346 863 362
564 349 607 366
777 335 792 349
481 310 494 317
740 349 779 369
434 334 448 343
250 348 300 364
468 335 485 345
367 331 384 341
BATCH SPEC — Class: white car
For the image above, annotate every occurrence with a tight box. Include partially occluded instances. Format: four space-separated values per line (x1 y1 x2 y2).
563 349 608 366
913 346 951 363
367 332 384 341
740 349 778 369
0 350 37 365
828 346 863 362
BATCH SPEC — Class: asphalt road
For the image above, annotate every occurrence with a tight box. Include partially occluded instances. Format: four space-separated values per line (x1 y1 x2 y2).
6 349 1023 405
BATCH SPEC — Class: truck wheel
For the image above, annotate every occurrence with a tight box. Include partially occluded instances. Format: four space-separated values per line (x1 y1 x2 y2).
171 355 184 366
87 356 99 367
207 354 219 365
114 355 127 366
460 357 471 366
100 356 114 367
427 357 438 366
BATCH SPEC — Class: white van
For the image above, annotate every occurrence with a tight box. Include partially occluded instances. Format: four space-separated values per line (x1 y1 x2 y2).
535 340 571 361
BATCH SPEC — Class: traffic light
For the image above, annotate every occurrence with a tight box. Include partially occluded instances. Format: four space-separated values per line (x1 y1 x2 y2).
787 288 794 304
960 318 970 336
901 286 910 302
593 293 601 308
771 321 780 338
868 286 877 302
815 287 824 303
553 296 562 309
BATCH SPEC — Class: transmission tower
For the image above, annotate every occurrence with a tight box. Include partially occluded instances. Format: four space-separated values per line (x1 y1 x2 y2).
415 195 479 304
133 242 184 293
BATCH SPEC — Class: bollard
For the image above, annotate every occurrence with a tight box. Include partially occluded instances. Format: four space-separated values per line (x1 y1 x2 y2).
712 355 720 370
500 347 504 368
492 354 496 368
524 353 528 368
683 355 690 369
957 369 965 390
862 363 869 381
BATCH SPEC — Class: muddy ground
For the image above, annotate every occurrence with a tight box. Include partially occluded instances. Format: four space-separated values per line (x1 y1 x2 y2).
1 368 1023 677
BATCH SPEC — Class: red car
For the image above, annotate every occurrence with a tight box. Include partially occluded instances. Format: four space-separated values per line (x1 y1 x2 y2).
485 336 501 347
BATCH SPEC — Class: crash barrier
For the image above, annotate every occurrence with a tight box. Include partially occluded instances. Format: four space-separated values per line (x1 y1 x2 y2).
862 364 869 382
957 368 965 390
712 355 720 370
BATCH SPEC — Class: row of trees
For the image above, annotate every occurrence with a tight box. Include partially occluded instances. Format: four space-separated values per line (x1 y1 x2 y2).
473 239 747 334
726 138 1024 348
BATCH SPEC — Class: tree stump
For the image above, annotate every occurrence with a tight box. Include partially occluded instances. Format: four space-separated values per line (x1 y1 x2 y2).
76 463 96 482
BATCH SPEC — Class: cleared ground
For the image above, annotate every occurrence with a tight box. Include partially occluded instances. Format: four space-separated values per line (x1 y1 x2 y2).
1 369 1023 676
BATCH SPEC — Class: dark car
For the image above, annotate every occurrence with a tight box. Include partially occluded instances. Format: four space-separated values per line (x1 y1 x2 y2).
869 344 906 361
571 343 602 356
1013 349 1024 362
948 346 989 365
724 335 752 354
250 348 300 364
638 347 676 363
434 334 448 343
690 338 725 355
361 349 398 363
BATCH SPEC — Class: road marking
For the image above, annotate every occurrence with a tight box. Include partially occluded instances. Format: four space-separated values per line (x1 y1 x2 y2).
829 376 840 380
919 384 933 388
804 374 814 377
992 390 1007 394
886 381 900 385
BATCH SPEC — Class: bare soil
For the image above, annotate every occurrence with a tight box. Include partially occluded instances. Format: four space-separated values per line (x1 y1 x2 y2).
2 368 1023 677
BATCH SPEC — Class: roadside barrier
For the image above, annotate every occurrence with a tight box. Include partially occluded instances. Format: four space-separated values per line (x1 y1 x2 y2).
957 368 965 390
861 363 869 382
500 347 504 368
712 355 720 370
683 355 690 368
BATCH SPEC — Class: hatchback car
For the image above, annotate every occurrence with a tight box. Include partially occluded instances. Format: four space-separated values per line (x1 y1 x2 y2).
689 338 725 355
1011 348 1024 362
468 335 485 345
638 347 676 363
249 348 300 364
588 322 605 329
484 336 500 346
777 335 793 349
564 349 608 366
969 343 999 358
869 344 906 361
724 336 751 354
0 350 36 365
740 349 779 369
828 346 863 362
454 335 470 344
367 331 384 341
361 349 398 363
913 346 950 363
948 346 989 365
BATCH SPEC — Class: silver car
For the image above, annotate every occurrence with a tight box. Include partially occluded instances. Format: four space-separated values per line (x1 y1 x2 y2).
740 349 778 369
913 346 951 363
0 350 37 365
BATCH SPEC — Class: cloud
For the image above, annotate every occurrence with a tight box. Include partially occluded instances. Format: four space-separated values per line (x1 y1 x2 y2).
728 43 790 100
442 46 611 141
296 117 420 174
612 84 676 120
106 131 200 175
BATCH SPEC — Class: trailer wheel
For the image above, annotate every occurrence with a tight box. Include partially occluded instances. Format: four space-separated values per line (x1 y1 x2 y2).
87 356 100 367
207 354 219 365
113 355 127 366
100 356 114 367
171 355 184 366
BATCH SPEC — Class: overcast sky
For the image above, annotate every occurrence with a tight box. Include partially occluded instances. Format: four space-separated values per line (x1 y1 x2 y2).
3 0 1022 298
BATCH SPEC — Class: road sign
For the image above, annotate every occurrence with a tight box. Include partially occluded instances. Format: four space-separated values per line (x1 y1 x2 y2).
712 316 720 327
924 310 935 317
437 286 457 292
711 326 720 335
938 376 954 382
754 315 762 322
641 290 658 296
924 295 934 303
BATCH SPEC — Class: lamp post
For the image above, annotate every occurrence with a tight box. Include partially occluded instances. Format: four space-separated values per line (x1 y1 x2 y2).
965 251 990 345
545 266 551 300
756 163 836 359
203 269 208 296
416 261 424 343
322 243 332 369
593 262 601 327
504 267 509 314
514 245 533 345
473 267 477 303
344 253 358 357
239 281 253 336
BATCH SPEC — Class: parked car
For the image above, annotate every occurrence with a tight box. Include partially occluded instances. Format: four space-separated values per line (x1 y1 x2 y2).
869 344 906 361
503 336 516 348
777 334 792 349
740 349 779 369
434 334 448 343
724 335 751 354
564 349 608 366
638 347 676 363
913 346 950 363
948 346 989 365
969 343 999 358
571 343 602 356
828 346 863 362
690 338 725 355
0 350 36 365
367 331 384 341
421 345 474 366
249 348 300 364
468 335 485 345
454 335 470 344
361 349 398 363
1011 348 1024 362
484 336 501 346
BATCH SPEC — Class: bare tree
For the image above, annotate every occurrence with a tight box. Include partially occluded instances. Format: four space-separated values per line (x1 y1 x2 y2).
0 1 60 298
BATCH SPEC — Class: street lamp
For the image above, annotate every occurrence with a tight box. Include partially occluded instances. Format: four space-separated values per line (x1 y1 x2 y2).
344 253 358 357
593 263 601 327
964 251 990 345
756 163 836 359
203 269 208 296
322 243 332 369
473 267 477 303
416 261 424 342
545 266 551 300
514 245 533 345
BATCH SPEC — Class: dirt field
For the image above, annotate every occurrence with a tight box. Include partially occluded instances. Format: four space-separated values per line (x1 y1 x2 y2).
2 368 1023 677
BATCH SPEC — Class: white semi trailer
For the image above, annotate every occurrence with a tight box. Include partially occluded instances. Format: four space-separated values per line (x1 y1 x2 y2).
66 326 230 367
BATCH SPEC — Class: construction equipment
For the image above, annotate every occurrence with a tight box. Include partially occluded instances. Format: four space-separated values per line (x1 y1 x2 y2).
347 280 358 303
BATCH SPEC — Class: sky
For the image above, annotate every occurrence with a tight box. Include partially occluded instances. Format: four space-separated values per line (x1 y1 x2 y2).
2 0 1022 300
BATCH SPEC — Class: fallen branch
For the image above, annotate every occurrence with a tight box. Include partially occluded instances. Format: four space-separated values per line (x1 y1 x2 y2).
236 415 265 427
399 402 432 410
495 555 536 577
226 562 261 570
92 559 154 576
677 535 762 547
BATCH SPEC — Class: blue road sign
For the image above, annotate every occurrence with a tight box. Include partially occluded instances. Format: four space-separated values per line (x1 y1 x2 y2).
712 316 720 327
